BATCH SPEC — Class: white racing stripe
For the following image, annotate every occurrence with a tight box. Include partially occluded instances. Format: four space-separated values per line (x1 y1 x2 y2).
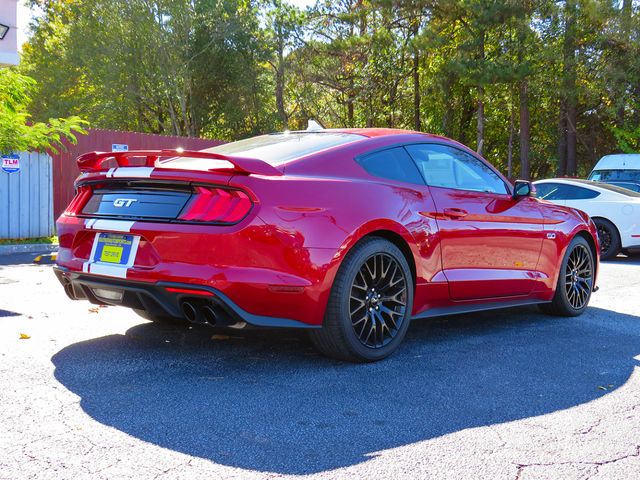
84 219 135 232
111 167 154 178
87 263 128 278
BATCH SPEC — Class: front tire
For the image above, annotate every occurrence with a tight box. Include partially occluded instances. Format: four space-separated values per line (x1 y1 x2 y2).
539 236 594 317
594 218 620 260
309 237 414 362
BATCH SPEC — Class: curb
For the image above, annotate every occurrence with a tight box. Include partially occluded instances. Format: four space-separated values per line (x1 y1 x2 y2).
0 243 59 256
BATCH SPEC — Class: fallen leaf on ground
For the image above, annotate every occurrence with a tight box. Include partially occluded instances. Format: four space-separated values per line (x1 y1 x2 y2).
597 386 608 391
88 307 100 314
19 333 31 340
211 334 230 340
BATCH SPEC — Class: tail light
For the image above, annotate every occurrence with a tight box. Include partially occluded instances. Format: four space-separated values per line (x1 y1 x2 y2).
178 186 252 223
64 185 92 216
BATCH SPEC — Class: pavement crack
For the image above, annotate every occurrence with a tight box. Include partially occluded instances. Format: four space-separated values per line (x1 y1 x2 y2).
514 445 640 479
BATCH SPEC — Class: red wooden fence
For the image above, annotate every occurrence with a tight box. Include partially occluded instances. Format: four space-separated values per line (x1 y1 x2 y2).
52 129 223 219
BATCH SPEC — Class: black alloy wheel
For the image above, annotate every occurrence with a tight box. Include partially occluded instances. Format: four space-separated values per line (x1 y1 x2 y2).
564 244 593 310
594 218 621 260
539 235 595 317
308 237 414 362
597 224 612 256
349 253 407 348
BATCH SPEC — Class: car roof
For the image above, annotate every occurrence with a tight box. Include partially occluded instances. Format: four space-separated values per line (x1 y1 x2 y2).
593 154 640 171
288 127 450 140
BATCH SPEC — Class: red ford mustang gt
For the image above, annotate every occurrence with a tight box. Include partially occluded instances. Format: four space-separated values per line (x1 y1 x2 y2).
54 128 599 362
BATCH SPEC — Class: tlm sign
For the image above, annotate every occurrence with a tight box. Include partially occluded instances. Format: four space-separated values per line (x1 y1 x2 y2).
1 154 20 174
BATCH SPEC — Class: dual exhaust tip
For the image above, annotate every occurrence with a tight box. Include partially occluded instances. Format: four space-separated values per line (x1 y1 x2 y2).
181 300 217 325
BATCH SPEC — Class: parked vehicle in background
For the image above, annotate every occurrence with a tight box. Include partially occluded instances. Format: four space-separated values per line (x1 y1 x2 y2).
534 178 640 260
600 181 640 193
588 154 640 191
54 128 599 362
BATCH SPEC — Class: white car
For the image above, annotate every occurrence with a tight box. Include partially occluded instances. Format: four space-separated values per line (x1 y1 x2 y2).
534 179 640 260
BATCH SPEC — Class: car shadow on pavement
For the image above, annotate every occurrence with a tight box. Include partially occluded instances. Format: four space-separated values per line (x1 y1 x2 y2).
52 305 640 475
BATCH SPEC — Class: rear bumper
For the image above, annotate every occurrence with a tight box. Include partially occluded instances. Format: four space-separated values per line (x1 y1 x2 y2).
54 266 319 329
55 215 342 326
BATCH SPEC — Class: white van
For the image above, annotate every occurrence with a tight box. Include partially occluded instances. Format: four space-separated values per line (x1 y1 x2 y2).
588 154 640 191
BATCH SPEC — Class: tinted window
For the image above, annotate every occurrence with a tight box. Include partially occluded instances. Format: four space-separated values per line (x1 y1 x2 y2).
534 183 563 200
589 169 640 183
606 182 640 193
161 132 364 168
535 183 600 200
357 147 425 185
405 144 508 194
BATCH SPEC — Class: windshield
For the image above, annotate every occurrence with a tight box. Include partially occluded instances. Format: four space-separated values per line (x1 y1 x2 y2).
161 132 364 168
588 169 640 183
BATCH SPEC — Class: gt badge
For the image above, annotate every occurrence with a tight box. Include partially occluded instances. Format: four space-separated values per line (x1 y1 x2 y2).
113 198 138 208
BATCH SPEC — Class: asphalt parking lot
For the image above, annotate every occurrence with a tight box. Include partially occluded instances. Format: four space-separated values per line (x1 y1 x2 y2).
1 253 640 479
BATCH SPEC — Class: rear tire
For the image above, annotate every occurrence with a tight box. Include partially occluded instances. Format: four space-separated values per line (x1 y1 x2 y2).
594 218 620 260
539 236 594 317
309 237 414 362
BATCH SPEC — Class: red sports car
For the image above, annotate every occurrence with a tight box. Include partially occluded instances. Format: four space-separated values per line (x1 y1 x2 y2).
54 128 599 362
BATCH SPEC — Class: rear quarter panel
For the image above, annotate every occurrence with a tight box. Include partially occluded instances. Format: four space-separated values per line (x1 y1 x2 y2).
232 173 443 315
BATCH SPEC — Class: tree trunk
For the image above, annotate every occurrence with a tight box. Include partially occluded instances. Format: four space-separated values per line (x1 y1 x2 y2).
476 30 485 156
347 77 355 127
275 25 288 129
507 87 515 179
557 100 567 176
477 86 484 155
412 21 421 131
442 73 453 137
519 79 530 180
561 0 577 176
616 0 633 126
566 98 577 176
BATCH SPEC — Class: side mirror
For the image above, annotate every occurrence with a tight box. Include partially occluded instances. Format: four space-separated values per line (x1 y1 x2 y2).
513 180 535 199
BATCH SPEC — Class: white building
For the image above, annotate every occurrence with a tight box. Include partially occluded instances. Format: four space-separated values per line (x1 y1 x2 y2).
0 0 19 66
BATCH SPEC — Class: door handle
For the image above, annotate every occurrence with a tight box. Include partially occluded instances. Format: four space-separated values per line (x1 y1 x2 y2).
443 208 468 219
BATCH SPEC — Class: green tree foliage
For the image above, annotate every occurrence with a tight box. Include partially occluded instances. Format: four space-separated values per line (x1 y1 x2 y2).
0 68 87 153
20 0 640 178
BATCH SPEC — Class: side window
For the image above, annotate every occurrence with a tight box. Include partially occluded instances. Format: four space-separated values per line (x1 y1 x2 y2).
405 144 508 194
357 147 425 185
535 183 563 200
563 185 600 200
537 184 600 200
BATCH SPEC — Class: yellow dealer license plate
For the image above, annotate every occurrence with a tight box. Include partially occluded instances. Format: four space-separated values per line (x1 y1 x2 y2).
91 233 139 267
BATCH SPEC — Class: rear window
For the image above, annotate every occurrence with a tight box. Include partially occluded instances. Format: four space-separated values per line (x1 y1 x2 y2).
161 132 364 168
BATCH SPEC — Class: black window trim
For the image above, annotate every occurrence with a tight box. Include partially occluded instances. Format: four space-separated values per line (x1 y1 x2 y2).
355 141 513 195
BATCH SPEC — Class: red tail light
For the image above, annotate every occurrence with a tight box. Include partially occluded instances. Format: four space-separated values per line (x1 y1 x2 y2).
64 185 92 216
178 186 253 223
